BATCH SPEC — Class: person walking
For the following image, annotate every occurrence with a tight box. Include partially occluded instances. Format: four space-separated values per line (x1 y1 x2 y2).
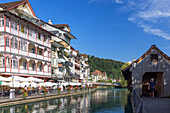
148 78 156 98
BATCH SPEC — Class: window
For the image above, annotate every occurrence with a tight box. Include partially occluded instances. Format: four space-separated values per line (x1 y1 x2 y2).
24 26 27 34
1 57 5 67
11 37 18 49
14 22 17 30
48 51 51 58
6 57 10 68
38 32 41 40
23 61 27 70
39 64 42 71
0 17 4 27
32 48 35 53
32 63 35 71
11 21 15 29
20 39 27 51
21 25 24 33
6 18 9 27
29 29 32 37
48 66 51 73
6 37 9 47
32 30 35 38
12 57 18 68
39 50 42 55
0 35 4 46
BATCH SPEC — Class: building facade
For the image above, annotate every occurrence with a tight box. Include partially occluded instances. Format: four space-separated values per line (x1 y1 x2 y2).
0 0 52 79
122 45 170 97
0 0 90 83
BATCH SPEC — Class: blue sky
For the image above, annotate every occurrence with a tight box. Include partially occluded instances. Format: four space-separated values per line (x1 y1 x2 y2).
1 0 170 62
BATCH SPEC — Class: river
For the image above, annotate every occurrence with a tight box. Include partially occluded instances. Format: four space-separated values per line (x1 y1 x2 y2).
0 88 132 113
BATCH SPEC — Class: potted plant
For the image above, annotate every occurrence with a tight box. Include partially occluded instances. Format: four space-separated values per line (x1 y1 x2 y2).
57 87 61 94
81 86 84 91
67 87 71 94
85 86 88 90
23 89 28 99
44 87 48 96
75 86 78 93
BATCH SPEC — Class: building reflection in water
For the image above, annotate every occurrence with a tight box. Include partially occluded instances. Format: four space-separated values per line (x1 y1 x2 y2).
0 88 132 113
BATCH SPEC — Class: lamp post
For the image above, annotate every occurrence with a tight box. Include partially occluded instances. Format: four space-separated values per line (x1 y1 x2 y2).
132 58 136 108
10 75 14 99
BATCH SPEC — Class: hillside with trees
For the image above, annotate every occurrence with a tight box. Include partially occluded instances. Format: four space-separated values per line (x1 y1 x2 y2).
88 55 125 80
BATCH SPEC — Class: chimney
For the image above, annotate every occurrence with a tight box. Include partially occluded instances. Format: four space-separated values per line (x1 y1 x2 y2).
48 20 52 25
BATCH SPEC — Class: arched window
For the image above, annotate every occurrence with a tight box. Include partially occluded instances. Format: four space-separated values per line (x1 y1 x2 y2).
11 37 15 48
6 37 9 47
11 37 18 49
12 56 18 68
6 56 10 68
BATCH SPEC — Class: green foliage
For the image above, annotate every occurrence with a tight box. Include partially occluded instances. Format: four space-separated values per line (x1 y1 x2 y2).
121 80 127 87
64 51 68 58
121 62 130 70
88 55 125 79
97 80 113 83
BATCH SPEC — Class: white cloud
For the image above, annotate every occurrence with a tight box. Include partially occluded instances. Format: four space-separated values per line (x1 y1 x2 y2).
88 0 123 4
88 0 170 40
125 0 170 40
115 0 123 4
139 24 170 40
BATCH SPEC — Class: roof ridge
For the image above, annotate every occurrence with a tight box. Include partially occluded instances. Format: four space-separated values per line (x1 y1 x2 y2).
122 45 170 71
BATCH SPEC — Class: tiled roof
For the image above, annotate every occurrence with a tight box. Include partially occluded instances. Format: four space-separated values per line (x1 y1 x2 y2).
102 72 107 76
53 24 71 32
81 54 88 58
0 0 36 17
91 70 102 75
0 0 26 9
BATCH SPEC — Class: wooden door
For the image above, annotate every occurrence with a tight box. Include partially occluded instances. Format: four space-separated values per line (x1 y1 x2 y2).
156 73 163 97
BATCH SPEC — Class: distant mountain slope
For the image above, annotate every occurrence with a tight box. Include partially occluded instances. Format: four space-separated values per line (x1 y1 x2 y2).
88 55 125 79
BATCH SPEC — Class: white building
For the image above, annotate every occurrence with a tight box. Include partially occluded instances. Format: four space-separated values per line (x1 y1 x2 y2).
0 0 52 79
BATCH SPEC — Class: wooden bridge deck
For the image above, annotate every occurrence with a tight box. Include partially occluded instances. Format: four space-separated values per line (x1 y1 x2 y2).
143 97 170 113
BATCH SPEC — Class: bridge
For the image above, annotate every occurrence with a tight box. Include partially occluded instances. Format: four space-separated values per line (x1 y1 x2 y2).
85 82 121 87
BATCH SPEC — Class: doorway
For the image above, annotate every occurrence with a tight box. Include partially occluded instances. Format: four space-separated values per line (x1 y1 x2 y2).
142 72 164 97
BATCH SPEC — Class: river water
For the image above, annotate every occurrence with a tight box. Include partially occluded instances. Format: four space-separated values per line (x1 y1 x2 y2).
0 88 132 113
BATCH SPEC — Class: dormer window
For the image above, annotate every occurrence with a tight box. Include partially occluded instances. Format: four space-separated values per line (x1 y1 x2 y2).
151 54 158 65
151 54 158 61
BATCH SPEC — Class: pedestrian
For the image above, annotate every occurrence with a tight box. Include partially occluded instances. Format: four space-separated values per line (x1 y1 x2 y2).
28 84 32 96
148 78 156 98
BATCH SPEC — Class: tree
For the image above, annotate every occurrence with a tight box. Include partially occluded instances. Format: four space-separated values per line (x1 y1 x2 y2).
121 62 130 70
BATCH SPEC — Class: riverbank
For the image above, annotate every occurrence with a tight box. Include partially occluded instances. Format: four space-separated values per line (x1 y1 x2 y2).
0 88 97 108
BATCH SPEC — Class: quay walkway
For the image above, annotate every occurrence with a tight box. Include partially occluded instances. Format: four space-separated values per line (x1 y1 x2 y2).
0 88 97 107
143 97 170 113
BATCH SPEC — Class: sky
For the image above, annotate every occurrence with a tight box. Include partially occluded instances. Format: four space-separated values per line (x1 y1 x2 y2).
1 0 170 62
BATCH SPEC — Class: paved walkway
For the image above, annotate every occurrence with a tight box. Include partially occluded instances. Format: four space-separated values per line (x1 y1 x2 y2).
143 97 170 113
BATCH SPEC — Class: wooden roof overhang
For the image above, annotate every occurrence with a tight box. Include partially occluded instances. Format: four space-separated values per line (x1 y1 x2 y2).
122 45 170 80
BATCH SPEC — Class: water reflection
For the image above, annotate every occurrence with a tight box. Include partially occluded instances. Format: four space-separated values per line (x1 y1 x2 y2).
0 88 132 113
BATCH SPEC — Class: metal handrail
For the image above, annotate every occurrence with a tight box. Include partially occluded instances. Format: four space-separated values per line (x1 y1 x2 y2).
135 90 143 113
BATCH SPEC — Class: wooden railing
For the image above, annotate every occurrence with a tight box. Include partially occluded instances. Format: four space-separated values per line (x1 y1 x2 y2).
134 90 143 113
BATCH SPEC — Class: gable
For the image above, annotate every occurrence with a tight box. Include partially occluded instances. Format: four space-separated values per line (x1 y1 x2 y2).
0 0 36 17
122 45 170 72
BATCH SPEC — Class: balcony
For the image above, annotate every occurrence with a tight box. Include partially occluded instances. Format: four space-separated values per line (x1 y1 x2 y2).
57 74 64 79
11 28 18 36
19 32 27 39
5 47 50 62
0 26 3 32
